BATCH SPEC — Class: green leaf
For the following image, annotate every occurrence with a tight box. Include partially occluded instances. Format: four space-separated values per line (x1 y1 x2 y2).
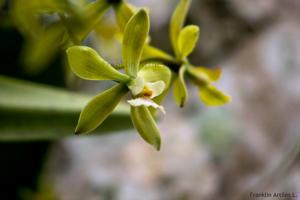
188 66 222 86
0 76 131 141
113 1 136 32
178 25 199 58
173 65 188 107
199 85 231 106
67 46 130 82
76 84 128 134
170 0 191 58
131 106 161 150
122 9 149 77
138 63 171 87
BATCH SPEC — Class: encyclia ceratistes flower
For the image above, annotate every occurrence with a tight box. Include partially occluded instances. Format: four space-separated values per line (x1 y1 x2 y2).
111 0 231 108
169 0 231 107
66 9 171 150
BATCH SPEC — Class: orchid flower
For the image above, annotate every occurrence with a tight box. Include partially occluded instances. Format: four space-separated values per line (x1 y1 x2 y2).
169 0 231 107
66 9 171 150
113 0 231 107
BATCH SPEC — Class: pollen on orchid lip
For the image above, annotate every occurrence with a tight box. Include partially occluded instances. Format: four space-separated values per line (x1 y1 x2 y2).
142 87 153 97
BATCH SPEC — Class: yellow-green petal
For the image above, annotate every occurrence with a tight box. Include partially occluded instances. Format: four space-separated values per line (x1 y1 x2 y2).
142 44 175 62
131 106 161 150
170 0 191 57
67 46 130 82
173 66 188 107
138 63 171 87
178 25 199 58
188 66 222 86
199 85 231 106
122 9 149 77
75 84 128 134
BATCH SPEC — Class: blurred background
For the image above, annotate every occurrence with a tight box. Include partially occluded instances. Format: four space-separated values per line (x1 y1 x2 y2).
1 0 300 199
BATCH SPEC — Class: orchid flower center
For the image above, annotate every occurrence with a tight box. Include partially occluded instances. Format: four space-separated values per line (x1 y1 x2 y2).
127 76 166 114
139 86 153 98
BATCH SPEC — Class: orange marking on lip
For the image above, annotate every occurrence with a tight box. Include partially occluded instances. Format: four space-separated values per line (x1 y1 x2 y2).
142 87 153 97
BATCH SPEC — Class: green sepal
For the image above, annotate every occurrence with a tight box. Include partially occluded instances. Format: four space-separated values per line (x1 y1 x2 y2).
131 106 161 150
188 66 222 86
142 45 175 62
122 9 149 77
178 25 199 58
170 0 191 58
75 84 128 134
199 85 231 106
67 46 130 82
173 65 188 107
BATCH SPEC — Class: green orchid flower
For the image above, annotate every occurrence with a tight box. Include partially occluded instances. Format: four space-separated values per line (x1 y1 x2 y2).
13 0 113 74
66 9 171 150
112 0 231 108
170 0 231 107
112 0 175 62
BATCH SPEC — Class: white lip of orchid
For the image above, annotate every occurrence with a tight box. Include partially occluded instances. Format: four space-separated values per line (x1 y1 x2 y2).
128 76 145 96
127 76 166 113
128 76 166 98
128 98 166 114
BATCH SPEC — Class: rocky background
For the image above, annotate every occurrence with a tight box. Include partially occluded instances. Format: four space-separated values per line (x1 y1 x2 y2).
13 0 300 199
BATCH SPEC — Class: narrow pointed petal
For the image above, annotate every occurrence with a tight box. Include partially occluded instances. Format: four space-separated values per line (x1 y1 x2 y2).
178 25 199 58
170 0 191 57
189 66 222 85
142 44 175 62
122 9 149 77
173 66 188 107
75 84 128 134
131 106 162 150
199 85 231 106
128 98 165 114
67 46 130 82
